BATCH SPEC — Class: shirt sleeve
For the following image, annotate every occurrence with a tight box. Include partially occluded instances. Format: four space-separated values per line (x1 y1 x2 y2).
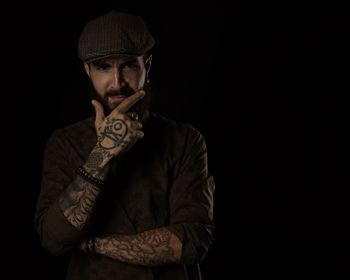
34 129 86 256
166 124 215 265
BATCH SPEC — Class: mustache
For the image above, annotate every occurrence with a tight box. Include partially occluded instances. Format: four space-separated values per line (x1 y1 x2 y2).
106 87 135 98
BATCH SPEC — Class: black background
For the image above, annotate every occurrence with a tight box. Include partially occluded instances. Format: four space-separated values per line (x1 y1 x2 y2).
2 2 347 279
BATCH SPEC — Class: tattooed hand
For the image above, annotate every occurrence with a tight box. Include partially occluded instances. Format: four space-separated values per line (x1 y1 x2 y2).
84 91 145 176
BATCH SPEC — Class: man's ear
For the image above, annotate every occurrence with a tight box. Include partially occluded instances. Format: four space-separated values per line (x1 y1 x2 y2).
84 62 91 77
145 54 152 78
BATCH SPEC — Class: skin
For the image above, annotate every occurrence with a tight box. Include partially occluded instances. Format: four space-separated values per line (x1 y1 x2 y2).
58 54 182 265
85 55 151 109
80 228 181 266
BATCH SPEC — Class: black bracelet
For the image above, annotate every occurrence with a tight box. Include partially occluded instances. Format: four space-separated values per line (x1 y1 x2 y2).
77 166 105 189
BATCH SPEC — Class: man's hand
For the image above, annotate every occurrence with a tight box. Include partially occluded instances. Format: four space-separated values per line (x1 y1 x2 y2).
84 90 145 176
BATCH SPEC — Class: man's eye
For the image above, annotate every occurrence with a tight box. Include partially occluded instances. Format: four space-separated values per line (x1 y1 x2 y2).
123 62 140 69
94 63 111 70
97 66 110 70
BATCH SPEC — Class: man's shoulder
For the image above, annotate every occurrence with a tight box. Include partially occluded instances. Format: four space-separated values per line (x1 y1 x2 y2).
62 116 95 133
148 113 202 140
49 116 95 143
148 114 207 159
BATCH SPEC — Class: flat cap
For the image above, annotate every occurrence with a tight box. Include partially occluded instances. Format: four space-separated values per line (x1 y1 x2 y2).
78 10 155 63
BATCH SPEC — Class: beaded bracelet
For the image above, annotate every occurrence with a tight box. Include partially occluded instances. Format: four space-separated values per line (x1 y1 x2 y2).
77 166 105 189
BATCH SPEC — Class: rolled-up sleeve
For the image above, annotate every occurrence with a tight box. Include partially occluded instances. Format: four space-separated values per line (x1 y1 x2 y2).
166 125 215 265
34 130 85 256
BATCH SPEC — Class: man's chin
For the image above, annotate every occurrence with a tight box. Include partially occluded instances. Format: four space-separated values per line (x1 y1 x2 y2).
108 103 119 111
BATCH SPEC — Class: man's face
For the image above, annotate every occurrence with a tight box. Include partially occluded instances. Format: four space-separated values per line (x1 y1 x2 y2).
85 54 152 114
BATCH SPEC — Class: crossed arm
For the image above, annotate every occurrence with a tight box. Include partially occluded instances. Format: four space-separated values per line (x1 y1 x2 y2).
58 166 182 266
57 148 182 266
81 228 182 266
57 151 182 266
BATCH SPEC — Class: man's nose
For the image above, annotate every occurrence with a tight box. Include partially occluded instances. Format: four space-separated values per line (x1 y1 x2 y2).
110 67 125 89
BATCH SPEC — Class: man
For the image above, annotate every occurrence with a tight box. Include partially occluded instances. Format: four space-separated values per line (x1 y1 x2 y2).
35 10 215 280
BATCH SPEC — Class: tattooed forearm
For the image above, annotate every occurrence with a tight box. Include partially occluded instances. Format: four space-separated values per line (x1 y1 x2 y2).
85 149 106 170
93 228 182 266
84 146 112 177
57 118 133 229
58 176 101 229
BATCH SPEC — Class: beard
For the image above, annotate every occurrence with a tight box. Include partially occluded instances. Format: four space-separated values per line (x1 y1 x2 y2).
88 82 153 123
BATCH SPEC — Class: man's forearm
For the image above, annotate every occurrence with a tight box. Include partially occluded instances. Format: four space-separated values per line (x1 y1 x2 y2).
92 228 182 266
58 175 101 229
58 146 112 229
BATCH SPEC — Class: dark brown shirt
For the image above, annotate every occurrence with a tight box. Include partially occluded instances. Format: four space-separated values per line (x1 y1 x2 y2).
35 114 215 280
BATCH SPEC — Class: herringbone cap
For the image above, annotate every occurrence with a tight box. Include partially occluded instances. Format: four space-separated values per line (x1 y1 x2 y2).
78 11 155 63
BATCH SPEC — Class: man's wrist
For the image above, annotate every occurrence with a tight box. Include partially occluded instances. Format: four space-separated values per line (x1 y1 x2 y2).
83 163 109 180
77 166 105 189
84 146 114 179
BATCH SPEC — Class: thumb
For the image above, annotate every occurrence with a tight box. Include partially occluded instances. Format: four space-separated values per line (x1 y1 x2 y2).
91 100 105 128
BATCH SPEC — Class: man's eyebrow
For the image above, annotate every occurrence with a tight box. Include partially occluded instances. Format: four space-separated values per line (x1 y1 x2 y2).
121 57 139 63
92 61 111 67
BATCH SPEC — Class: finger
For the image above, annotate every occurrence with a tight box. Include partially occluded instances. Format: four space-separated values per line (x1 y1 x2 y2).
136 130 144 139
136 121 142 129
130 121 142 130
91 100 105 127
115 90 145 113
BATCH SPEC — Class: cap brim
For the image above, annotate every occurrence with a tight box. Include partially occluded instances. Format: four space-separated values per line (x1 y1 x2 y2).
84 52 147 63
